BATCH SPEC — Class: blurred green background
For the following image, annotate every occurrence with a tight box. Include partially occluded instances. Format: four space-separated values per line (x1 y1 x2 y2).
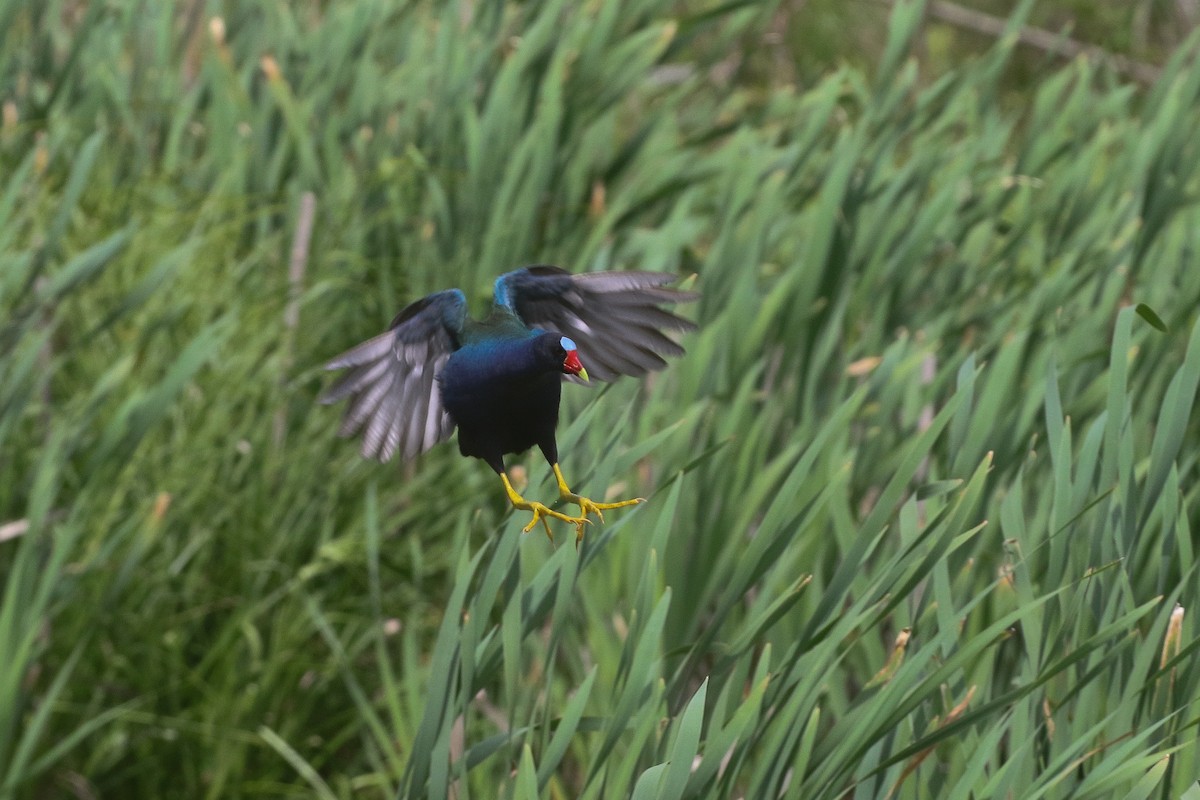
3 0 1200 797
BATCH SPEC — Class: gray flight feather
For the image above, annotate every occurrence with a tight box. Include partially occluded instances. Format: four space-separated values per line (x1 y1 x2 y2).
321 288 466 463
493 266 697 382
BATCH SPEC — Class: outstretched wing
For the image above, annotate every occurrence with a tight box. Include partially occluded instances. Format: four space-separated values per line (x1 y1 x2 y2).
320 289 467 462
493 266 697 382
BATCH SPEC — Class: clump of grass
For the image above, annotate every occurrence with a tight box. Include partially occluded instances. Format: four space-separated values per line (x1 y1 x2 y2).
2 0 1199 797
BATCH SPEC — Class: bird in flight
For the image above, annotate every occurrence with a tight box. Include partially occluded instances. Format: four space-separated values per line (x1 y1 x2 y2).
321 265 696 543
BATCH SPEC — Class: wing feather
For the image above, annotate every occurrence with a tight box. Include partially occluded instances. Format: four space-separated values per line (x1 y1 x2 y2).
321 288 466 463
493 266 696 382
379 376 406 462
321 358 392 404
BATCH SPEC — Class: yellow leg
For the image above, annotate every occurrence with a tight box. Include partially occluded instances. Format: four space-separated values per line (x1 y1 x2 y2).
553 463 644 543
501 472 588 542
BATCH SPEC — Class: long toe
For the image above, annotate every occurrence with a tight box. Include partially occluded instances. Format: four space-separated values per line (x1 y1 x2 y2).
521 502 588 542
521 507 555 541
503 473 590 543
574 495 645 524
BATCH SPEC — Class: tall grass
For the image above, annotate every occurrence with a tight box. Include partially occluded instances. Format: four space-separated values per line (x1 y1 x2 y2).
2 0 1199 797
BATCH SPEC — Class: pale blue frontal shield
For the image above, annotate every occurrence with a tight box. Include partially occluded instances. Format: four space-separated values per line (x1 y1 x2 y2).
560 336 577 351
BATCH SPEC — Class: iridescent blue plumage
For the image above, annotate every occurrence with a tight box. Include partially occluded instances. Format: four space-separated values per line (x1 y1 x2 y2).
322 265 697 541
439 330 566 473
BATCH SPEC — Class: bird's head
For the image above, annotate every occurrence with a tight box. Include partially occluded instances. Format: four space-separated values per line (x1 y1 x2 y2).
559 336 589 382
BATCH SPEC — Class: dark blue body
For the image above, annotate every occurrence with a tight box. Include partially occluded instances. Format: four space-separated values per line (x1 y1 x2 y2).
438 326 564 473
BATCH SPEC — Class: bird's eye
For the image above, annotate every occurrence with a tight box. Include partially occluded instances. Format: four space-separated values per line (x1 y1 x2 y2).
560 336 576 351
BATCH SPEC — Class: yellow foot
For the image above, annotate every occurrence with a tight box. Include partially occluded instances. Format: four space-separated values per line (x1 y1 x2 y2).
553 464 644 544
501 472 589 542
567 494 644 525
518 501 589 543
